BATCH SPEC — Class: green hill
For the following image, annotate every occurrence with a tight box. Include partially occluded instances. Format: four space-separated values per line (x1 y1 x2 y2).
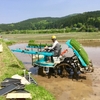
0 17 59 31
0 10 100 32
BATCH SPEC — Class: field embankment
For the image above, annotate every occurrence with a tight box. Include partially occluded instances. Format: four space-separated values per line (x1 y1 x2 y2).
0 39 55 100
1 32 100 46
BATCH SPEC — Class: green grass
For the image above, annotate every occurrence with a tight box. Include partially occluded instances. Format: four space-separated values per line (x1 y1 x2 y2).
25 84 55 100
0 39 55 100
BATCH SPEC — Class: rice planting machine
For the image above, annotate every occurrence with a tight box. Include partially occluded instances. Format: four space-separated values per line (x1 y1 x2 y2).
11 39 94 79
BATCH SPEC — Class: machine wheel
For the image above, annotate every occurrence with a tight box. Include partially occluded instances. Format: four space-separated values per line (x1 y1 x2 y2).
55 63 73 78
38 67 47 76
88 60 94 72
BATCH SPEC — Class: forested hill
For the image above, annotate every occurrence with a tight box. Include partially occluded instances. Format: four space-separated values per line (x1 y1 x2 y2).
0 17 60 31
0 10 100 32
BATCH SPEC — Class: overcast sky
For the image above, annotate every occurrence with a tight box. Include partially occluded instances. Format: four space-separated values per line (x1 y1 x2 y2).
0 0 100 24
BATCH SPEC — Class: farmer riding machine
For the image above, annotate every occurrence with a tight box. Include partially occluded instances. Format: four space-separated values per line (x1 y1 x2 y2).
11 39 94 80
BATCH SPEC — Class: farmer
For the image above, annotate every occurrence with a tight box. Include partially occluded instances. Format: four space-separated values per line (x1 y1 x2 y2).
43 35 61 77
44 35 61 60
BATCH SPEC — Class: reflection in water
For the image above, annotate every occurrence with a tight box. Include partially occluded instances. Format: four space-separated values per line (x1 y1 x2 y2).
9 43 100 74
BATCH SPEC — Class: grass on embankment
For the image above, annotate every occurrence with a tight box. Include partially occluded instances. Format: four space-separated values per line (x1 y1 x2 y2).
0 39 55 100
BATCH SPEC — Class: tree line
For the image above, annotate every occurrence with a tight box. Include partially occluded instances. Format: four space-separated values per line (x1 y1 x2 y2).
0 10 100 33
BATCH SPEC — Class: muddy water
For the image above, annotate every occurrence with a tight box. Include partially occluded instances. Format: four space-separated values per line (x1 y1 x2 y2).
84 46 100 67
9 43 100 71
9 43 33 70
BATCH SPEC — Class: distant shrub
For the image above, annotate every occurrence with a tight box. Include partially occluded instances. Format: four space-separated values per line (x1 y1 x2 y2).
5 41 16 46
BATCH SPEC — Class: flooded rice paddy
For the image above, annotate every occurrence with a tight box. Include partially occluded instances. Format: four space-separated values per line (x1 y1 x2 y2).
9 43 100 69
9 43 100 100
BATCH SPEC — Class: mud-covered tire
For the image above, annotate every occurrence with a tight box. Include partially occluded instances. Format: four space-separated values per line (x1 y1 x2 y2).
38 67 47 76
88 60 94 72
55 63 73 78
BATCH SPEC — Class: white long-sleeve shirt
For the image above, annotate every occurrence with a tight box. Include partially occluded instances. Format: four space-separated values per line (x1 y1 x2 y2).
49 40 59 50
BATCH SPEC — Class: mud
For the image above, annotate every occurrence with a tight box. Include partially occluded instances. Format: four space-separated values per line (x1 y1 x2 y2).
33 74 93 100
9 43 100 100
